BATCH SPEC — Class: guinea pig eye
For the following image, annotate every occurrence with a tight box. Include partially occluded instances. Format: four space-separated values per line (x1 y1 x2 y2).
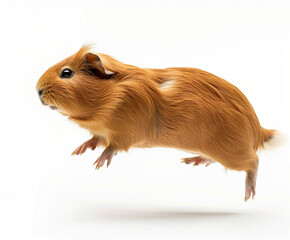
60 68 74 79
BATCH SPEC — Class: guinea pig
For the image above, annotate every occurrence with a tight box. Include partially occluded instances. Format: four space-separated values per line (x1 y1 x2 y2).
36 45 278 201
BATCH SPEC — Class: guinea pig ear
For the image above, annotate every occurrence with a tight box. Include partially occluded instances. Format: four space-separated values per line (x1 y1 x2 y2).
83 53 114 79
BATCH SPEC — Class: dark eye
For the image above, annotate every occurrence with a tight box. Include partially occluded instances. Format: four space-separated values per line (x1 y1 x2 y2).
60 68 74 78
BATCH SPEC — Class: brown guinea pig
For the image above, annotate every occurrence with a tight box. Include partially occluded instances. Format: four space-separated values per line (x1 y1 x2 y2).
36 45 278 201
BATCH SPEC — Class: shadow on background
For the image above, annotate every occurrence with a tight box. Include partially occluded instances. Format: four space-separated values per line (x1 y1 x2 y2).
72 205 245 222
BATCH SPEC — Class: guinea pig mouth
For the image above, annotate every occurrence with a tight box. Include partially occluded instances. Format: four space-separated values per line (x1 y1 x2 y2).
49 105 59 110
39 94 59 110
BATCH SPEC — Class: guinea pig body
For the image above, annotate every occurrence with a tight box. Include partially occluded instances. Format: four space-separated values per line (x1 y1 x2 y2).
36 46 276 201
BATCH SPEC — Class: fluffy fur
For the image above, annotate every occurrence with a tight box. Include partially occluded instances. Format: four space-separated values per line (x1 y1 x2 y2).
36 46 277 201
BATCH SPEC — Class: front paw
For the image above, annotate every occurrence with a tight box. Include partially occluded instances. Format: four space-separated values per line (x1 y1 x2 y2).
94 146 117 169
72 137 100 156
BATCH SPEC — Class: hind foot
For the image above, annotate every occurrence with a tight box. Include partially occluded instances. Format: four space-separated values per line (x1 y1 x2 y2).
244 166 258 202
181 156 215 167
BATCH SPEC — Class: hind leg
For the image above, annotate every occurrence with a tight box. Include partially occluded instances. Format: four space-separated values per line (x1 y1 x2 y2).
223 153 259 201
205 150 259 201
245 159 259 201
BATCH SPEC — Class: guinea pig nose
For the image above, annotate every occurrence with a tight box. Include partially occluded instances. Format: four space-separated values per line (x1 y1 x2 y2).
38 88 44 97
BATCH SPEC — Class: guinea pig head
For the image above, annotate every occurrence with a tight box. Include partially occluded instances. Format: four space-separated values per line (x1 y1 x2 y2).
36 47 114 119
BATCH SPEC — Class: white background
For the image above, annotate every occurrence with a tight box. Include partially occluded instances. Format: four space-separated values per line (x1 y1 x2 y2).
1 0 290 239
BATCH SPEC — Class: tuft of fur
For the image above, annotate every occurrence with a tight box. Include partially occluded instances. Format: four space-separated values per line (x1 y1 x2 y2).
261 130 287 152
